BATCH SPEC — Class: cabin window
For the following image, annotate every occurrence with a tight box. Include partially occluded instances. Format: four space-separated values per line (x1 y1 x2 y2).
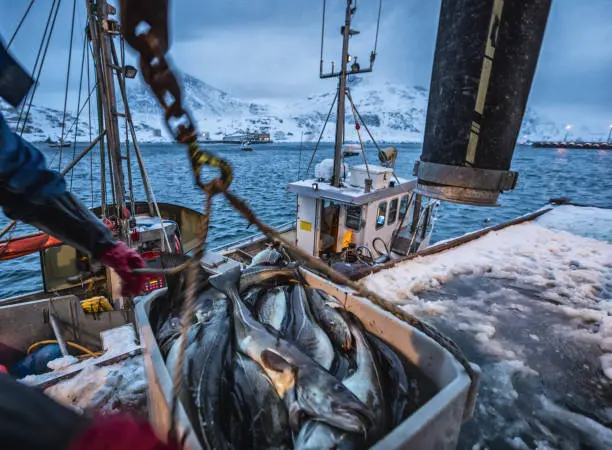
345 205 362 230
388 198 398 225
399 195 410 221
376 202 387 229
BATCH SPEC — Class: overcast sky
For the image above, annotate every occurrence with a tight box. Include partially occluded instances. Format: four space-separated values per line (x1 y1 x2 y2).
1 0 610 127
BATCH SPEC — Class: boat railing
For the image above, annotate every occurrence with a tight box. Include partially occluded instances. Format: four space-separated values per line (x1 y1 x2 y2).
211 220 296 253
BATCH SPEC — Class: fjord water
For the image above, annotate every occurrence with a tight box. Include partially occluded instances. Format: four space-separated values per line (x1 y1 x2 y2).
1 143 611 299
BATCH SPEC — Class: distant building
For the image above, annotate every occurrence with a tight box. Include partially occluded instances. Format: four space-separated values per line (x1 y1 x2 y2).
201 131 211 140
222 131 271 143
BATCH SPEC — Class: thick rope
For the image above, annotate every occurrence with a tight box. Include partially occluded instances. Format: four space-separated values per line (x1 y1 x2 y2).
168 194 213 448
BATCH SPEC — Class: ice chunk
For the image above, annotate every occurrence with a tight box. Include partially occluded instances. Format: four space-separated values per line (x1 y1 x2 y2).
44 356 146 414
47 355 79 371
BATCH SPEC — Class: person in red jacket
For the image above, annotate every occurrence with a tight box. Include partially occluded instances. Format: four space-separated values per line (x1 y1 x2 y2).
0 39 177 450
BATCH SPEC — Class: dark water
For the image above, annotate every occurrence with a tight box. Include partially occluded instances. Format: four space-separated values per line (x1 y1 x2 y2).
1 143 611 298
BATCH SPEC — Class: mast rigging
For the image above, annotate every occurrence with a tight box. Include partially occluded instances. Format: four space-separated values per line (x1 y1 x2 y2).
319 0 382 187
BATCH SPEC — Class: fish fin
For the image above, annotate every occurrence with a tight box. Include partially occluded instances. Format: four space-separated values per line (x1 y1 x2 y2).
209 265 242 297
288 402 304 432
261 348 293 372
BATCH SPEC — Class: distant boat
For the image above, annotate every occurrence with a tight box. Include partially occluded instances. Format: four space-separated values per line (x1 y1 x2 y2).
342 143 361 157
46 138 72 148
240 141 254 152
532 141 612 150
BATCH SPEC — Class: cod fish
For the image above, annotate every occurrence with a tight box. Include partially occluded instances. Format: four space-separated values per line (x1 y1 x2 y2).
250 247 282 267
342 320 386 440
232 352 291 449
296 319 386 449
366 332 420 428
294 420 359 450
209 267 373 434
186 293 234 450
242 286 264 309
256 286 288 332
285 284 334 370
239 265 296 293
309 289 353 352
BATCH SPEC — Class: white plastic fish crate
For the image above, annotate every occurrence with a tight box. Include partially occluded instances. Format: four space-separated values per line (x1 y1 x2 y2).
134 269 479 450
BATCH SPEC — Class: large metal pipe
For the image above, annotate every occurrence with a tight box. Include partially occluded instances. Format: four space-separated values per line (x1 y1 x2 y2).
415 0 551 206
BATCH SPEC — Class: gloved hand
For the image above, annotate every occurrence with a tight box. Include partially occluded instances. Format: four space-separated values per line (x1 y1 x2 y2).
98 241 148 297
70 415 179 450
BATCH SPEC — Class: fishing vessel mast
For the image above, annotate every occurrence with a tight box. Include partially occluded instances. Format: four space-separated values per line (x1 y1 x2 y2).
320 0 377 187
86 0 128 238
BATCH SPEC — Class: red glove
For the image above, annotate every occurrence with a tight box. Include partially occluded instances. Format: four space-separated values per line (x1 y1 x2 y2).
99 241 148 296
70 415 179 450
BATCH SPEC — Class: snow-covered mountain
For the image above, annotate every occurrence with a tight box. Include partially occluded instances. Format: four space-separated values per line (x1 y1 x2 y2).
2 73 600 144
0 101 91 143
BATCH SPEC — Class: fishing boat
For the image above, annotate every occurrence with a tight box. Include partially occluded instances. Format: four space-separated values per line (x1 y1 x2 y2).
0 0 206 307
240 140 254 152
47 140 72 149
0 1 479 447
218 1 440 277
5 0 603 448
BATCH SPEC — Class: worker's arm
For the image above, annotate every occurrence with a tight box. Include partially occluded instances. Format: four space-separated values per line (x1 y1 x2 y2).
0 112 115 257
0 112 147 295
0 373 178 450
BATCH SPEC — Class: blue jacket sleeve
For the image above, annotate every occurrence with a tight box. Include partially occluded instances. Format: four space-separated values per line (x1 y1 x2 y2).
0 111 67 200
0 112 115 257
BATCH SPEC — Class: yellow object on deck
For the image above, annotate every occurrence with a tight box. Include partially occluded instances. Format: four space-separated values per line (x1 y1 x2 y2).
80 296 113 313
342 230 353 249
27 340 98 358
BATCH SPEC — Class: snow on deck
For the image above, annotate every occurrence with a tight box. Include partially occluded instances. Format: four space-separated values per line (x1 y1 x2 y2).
365 204 612 449
21 325 147 416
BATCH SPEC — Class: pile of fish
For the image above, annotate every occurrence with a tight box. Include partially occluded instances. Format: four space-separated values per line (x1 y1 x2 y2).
152 249 433 449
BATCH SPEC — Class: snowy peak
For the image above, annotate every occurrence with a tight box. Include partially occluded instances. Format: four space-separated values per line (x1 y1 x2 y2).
4 72 603 144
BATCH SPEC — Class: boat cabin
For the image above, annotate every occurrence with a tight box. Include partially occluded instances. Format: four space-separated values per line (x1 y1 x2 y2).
288 160 420 262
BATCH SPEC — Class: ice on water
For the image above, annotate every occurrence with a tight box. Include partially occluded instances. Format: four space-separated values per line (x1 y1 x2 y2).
366 204 612 449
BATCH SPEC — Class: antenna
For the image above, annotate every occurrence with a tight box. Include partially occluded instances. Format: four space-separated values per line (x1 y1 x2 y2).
319 0 382 79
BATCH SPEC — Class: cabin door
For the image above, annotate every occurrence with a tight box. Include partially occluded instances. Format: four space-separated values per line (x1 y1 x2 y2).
296 196 319 257
319 200 340 256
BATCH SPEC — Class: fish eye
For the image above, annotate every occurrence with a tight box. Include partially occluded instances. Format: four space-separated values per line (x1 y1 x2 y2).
333 383 344 392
